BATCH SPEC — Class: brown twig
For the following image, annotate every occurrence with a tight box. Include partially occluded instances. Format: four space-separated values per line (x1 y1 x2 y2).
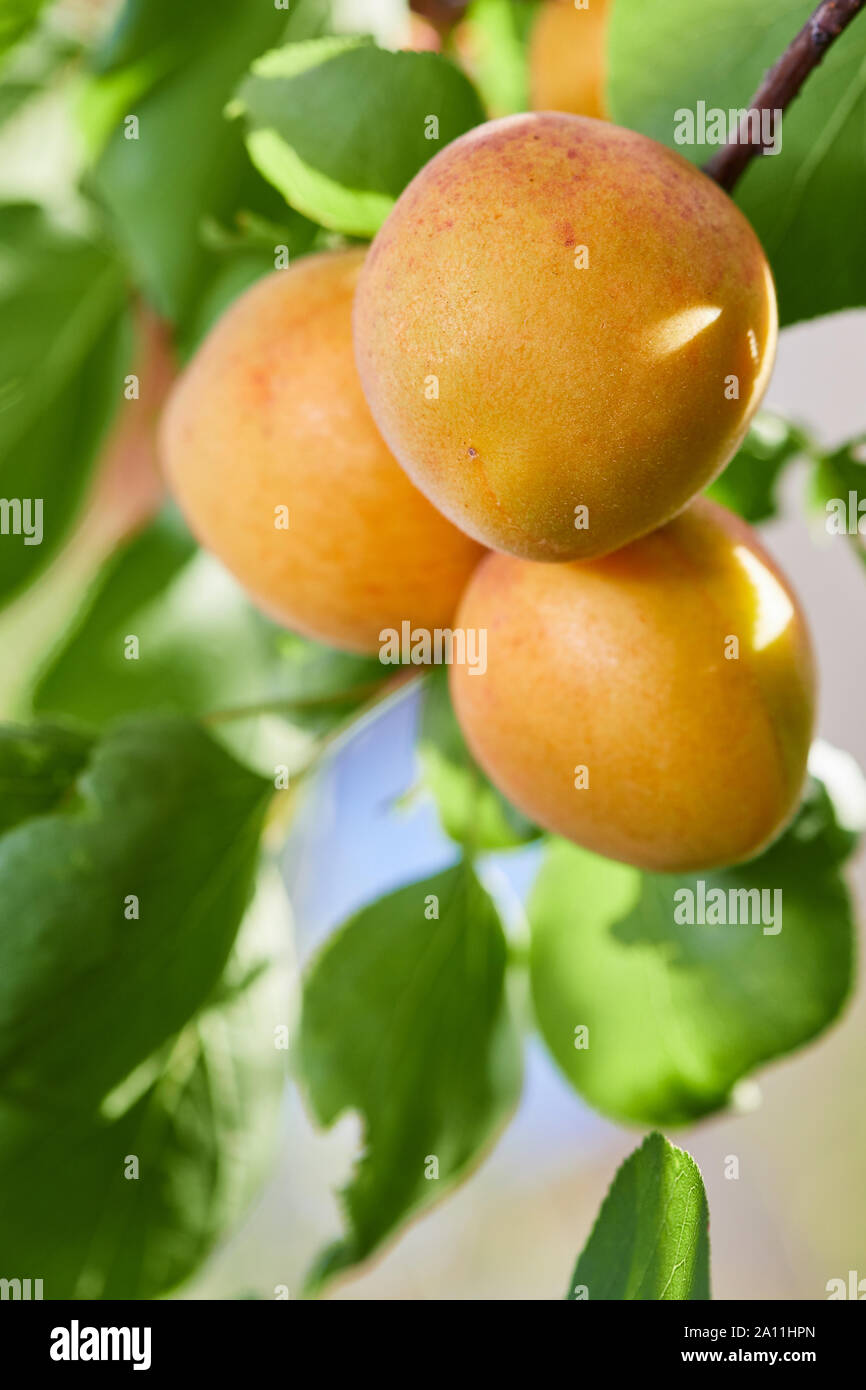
409 0 470 39
704 0 866 191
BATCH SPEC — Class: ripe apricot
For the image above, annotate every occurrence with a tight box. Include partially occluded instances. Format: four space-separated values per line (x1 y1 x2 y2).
354 112 777 562
450 499 815 872
160 249 484 654
529 0 609 120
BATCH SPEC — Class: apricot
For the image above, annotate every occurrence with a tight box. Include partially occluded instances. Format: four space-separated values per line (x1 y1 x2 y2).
529 0 610 120
450 499 815 872
353 112 777 562
160 249 484 654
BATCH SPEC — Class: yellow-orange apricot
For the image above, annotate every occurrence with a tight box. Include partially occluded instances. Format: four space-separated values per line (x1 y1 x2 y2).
450 499 815 872
529 0 610 120
160 250 484 654
354 113 777 562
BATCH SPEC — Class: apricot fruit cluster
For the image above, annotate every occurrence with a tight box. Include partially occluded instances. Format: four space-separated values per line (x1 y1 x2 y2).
161 109 813 873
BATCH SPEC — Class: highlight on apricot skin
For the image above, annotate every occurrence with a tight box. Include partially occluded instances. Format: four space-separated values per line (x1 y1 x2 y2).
449 498 815 874
529 0 610 120
353 111 778 563
159 249 485 655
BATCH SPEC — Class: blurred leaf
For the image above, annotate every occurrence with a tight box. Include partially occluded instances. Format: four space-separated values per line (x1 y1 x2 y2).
456 0 536 117
810 434 866 570
0 723 92 834
299 863 522 1290
608 0 866 325
706 412 807 522
177 209 324 356
0 203 131 608
530 772 857 1126
0 0 47 60
31 507 270 725
83 0 297 321
418 668 542 850
0 715 271 1111
0 25 80 124
30 507 389 733
89 0 282 79
0 868 294 1299
200 207 309 256
567 1133 710 1300
0 76 39 121
234 41 486 236
81 0 315 140
268 631 389 734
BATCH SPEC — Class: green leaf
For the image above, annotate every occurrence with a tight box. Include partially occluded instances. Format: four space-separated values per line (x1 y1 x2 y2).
266 631 389 734
418 668 542 850
83 0 293 321
30 507 271 726
0 24 80 126
0 868 293 1299
607 0 866 326
568 1133 710 1300
0 76 40 123
530 771 858 1126
0 714 272 1111
0 203 131 607
29 508 390 734
810 434 866 570
233 42 487 236
706 412 807 523
0 723 92 835
0 0 47 59
299 863 522 1289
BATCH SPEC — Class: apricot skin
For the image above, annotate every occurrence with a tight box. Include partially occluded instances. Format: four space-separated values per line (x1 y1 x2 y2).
160 249 484 655
354 112 777 562
450 499 815 873
529 0 609 120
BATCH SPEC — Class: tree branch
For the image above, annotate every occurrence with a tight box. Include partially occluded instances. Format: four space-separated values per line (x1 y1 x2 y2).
704 0 866 192
409 0 470 38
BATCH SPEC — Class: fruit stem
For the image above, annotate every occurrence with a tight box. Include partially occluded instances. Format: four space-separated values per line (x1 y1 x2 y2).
704 0 866 192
